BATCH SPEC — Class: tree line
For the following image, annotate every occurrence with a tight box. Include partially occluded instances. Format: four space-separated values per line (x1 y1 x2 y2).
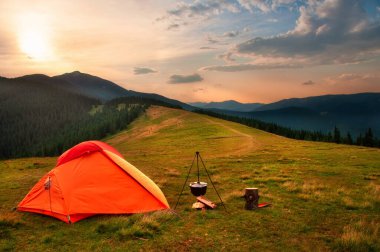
195 109 379 148
0 102 147 159
0 90 179 159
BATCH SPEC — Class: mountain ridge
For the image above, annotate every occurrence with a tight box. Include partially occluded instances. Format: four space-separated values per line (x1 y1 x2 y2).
189 100 264 112
8 71 194 110
4 71 380 137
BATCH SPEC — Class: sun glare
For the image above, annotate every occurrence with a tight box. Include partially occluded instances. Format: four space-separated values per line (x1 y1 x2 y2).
17 14 54 61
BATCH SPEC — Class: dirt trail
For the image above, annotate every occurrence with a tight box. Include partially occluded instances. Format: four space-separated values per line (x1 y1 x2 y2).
108 107 260 157
204 117 260 156
107 107 185 145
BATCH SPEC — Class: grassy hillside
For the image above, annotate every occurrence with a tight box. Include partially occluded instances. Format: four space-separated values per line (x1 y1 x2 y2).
1 106 379 251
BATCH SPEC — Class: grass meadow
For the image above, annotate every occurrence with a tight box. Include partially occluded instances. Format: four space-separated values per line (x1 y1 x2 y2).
0 106 379 251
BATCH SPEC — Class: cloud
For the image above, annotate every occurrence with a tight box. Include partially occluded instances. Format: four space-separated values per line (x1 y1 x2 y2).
200 46 216 50
158 0 240 29
218 52 236 63
133 67 157 75
167 23 180 30
158 0 298 29
271 0 297 10
168 73 203 84
206 35 219 44
193 87 206 92
223 30 240 37
325 73 380 85
237 0 271 13
201 63 300 72
267 18 278 23
243 27 251 33
166 0 239 17
203 0 380 72
302 80 315 85
237 0 380 62
237 0 296 12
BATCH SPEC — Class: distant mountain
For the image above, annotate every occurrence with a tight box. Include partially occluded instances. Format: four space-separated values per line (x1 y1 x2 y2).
189 100 264 112
56 71 194 110
0 72 186 159
255 93 380 114
204 93 380 137
53 71 129 101
17 71 194 110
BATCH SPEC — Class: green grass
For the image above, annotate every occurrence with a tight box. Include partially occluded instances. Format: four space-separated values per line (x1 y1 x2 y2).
1 106 379 251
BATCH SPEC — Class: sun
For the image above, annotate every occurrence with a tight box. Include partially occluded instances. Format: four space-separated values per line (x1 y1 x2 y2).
17 14 54 61
19 30 52 60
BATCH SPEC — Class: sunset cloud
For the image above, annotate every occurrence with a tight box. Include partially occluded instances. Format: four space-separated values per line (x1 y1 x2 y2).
201 63 300 72
158 0 299 30
168 73 203 84
237 0 271 13
223 30 240 38
302 80 315 86
200 0 380 72
235 0 380 64
199 46 216 50
325 73 380 85
133 67 157 75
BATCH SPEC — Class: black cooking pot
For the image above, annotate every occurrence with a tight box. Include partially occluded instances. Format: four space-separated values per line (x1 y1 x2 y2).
189 182 207 196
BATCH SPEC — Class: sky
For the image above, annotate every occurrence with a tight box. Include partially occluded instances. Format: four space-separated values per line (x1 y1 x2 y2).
0 0 380 103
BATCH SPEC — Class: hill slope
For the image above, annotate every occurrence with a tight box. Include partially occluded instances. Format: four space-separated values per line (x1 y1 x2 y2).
1 106 379 251
9 71 194 110
53 71 130 101
0 75 99 157
54 71 194 110
0 75 150 158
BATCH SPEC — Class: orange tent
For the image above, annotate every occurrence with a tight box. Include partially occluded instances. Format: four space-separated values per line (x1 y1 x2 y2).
18 141 170 223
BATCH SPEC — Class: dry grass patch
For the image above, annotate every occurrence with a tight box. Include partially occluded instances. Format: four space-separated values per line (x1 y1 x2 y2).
301 180 327 194
223 190 244 202
96 210 177 241
281 180 335 201
282 181 301 193
239 173 251 180
366 182 380 201
341 197 361 210
335 220 379 251
166 168 181 177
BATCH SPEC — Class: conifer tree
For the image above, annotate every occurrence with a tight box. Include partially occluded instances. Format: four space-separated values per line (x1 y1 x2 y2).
333 126 341 144
364 128 374 147
345 132 353 145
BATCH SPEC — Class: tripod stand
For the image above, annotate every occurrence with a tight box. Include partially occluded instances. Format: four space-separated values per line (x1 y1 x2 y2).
174 151 227 212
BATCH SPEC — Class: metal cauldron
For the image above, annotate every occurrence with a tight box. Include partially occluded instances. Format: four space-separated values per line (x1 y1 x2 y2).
189 181 208 196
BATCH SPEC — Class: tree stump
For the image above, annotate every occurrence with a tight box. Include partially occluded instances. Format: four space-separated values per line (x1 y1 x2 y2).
244 188 259 210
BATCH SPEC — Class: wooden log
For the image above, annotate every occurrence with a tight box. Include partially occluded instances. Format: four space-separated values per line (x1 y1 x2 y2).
244 188 259 210
196 196 217 209
192 202 206 209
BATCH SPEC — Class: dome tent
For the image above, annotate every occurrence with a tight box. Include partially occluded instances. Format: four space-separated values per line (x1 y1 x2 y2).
18 141 169 223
